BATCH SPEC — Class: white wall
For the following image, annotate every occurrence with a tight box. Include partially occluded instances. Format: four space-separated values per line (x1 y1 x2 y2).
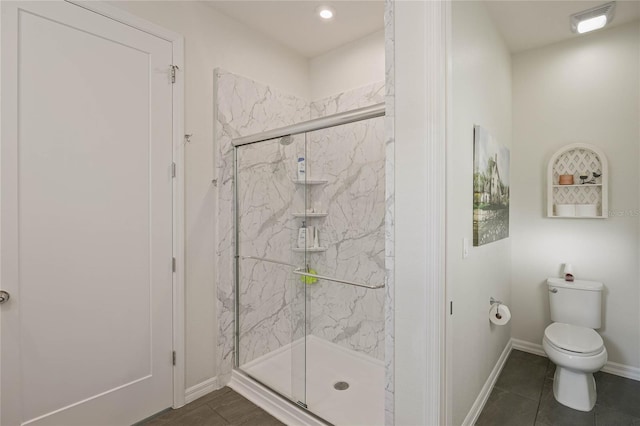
109 0 309 389
511 22 640 368
309 30 385 100
449 2 512 424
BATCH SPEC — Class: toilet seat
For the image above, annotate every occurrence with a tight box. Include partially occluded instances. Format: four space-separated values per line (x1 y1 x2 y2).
544 323 604 356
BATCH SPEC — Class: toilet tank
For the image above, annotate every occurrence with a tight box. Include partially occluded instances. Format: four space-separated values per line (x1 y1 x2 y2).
547 278 603 329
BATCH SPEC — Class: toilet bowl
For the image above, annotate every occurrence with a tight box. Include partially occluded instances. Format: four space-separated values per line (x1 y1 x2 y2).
543 322 607 411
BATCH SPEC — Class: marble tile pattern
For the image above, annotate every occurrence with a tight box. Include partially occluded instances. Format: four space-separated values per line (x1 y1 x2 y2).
215 69 308 384
306 82 386 360
235 135 309 366
384 0 396 423
215 69 388 387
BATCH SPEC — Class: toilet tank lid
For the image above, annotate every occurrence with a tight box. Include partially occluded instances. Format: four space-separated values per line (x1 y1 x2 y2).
547 278 603 291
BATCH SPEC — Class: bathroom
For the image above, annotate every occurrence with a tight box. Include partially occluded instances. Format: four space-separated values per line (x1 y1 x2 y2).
0 1 639 425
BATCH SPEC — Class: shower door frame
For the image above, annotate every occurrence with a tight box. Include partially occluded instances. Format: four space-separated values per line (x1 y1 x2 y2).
231 102 386 415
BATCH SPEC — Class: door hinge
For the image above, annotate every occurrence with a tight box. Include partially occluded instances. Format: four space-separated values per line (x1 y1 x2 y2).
172 257 176 272
172 351 176 366
170 65 179 84
171 162 176 178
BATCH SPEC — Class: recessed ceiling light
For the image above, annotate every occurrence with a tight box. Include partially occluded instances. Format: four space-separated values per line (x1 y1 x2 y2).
570 2 616 34
317 6 334 20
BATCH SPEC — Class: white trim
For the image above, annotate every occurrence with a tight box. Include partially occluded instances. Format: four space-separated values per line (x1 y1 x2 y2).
602 361 640 381
185 377 219 405
394 1 447 424
66 1 184 42
229 370 328 426
443 0 454 423
462 341 513 426
170 30 187 413
512 338 640 381
511 338 547 357
66 0 187 409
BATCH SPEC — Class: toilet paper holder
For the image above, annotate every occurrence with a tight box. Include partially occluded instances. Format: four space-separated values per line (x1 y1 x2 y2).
490 297 504 319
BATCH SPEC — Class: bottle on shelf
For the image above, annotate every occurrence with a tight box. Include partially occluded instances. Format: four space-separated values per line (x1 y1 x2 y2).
297 221 307 248
297 155 306 181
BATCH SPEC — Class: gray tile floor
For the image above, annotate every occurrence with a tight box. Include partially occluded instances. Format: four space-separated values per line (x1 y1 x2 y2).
138 387 284 426
477 350 640 426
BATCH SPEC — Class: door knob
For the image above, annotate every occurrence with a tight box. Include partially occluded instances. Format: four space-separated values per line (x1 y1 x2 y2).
0 290 10 304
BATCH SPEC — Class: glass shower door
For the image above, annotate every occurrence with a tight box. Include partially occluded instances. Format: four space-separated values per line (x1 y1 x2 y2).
297 117 387 425
235 135 307 407
234 111 386 426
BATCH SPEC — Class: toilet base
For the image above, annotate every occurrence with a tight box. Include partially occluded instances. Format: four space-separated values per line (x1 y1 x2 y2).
553 367 597 412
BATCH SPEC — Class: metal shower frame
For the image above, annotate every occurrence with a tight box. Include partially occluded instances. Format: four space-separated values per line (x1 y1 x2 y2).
230 102 385 371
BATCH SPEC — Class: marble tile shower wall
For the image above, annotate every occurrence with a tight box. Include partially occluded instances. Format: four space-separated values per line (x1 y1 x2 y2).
215 69 308 384
235 135 307 366
307 83 386 360
215 69 386 383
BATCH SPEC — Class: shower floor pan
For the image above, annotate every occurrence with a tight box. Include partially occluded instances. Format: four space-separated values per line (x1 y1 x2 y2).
241 335 384 426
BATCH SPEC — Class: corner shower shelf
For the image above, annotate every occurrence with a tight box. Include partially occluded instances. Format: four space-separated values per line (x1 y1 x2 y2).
292 212 328 218
292 247 328 253
292 179 328 185
547 143 608 219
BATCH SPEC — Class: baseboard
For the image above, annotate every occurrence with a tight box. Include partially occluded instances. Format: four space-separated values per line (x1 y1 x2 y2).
229 370 327 426
462 339 513 426
511 338 546 357
511 338 640 382
185 377 219 404
602 361 640 381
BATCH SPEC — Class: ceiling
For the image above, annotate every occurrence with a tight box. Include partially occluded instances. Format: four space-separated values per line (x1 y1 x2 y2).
485 1 640 53
204 1 385 58
204 1 639 58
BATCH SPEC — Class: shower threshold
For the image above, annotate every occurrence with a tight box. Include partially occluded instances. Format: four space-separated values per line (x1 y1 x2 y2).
240 335 384 426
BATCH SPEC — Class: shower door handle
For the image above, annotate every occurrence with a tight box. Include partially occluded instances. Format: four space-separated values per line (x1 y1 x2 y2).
0 290 10 304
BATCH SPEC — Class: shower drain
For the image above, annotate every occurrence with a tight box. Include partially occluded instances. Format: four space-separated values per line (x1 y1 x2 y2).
333 381 349 391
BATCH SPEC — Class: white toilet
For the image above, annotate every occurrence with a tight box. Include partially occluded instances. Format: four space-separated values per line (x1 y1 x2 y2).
542 278 607 412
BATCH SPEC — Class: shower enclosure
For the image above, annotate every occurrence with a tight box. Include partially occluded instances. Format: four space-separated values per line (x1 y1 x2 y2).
232 103 386 425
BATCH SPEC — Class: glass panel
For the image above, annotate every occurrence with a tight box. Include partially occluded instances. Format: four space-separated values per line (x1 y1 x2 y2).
234 113 386 425
303 116 386 425
235 134 307 405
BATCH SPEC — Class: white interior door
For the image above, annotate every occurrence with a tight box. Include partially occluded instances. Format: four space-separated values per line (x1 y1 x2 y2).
1 2 175 425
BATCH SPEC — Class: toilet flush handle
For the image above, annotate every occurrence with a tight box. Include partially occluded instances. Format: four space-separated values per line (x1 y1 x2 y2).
549 288 558 293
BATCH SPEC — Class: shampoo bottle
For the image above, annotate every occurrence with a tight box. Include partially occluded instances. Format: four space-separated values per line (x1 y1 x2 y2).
297 221 307 248
297 155 306 180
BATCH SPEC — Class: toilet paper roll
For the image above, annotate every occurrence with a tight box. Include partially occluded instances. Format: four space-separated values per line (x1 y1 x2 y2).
489 304 511 325
563 263 573 275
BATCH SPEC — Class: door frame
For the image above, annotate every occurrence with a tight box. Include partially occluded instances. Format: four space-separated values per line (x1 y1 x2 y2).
63 0 186 409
